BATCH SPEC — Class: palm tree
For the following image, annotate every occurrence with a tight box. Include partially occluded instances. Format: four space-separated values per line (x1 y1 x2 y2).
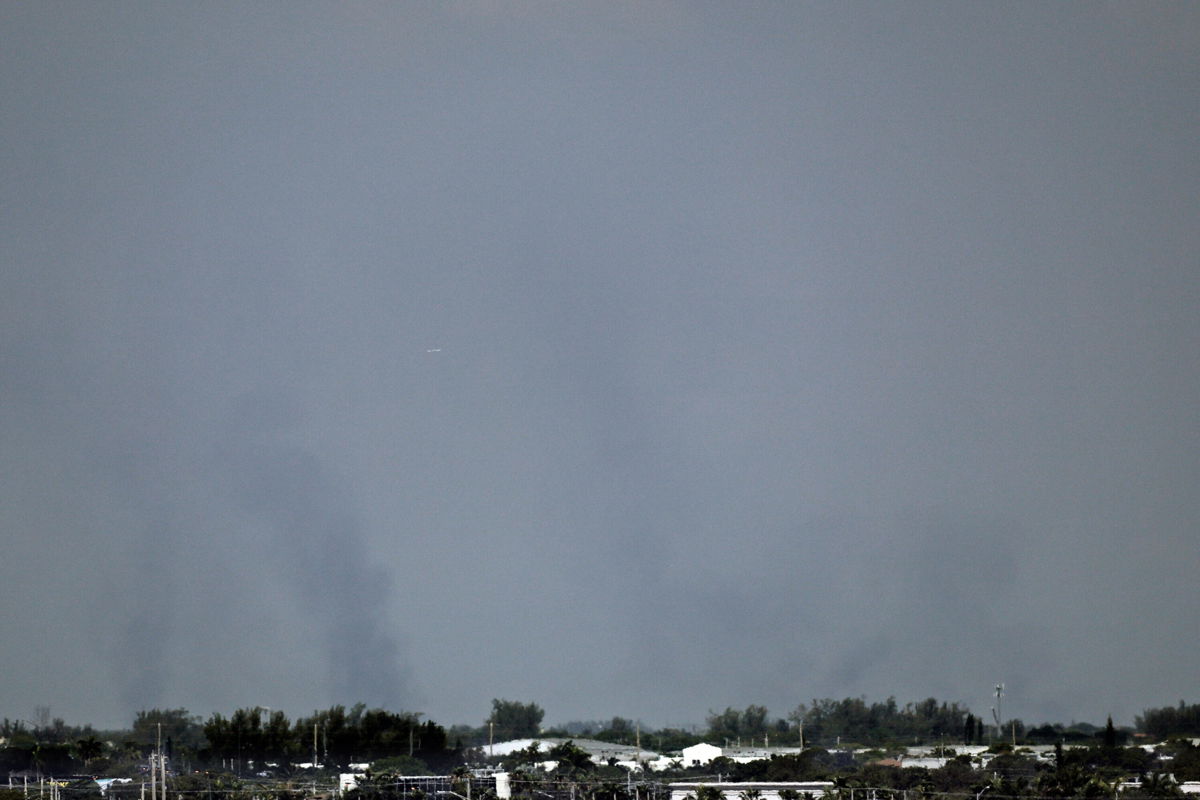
76 735 105 768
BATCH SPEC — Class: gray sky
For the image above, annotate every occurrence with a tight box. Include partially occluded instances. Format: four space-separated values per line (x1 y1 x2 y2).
2 2 1198 732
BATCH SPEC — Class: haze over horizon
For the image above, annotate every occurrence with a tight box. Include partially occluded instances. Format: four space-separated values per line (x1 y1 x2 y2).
2 3 1197 733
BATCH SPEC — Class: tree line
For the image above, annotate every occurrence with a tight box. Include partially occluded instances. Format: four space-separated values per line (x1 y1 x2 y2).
1136 702 1200 741
4 697 1200 782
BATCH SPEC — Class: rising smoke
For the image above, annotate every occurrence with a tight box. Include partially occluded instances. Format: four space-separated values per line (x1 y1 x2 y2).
213 389 410 709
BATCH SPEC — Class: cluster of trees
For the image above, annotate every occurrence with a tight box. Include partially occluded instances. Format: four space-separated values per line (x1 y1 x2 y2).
5 695 1200 787
0 698 548 781
706 705 780 745
484 699 545 742
307 698 1193 760
677 698 1186 750
553 698 986 752
788 697 978 747
201 704 453 773
0 716 114 777
0 705 457 779
1137 702 1200 740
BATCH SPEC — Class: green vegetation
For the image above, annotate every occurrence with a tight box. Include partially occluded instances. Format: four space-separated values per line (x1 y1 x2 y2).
787 697 974 748
707 706 773 745
486 699 545 741
1137 702 1200 740
2 695 1199 800
200 704 453 773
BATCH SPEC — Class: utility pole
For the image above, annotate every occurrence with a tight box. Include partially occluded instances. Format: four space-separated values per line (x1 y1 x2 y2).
159 723 166 800
151 723 159 800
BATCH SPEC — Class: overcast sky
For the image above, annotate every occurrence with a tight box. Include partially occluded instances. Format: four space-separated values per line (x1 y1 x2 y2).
2 2 1198 733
